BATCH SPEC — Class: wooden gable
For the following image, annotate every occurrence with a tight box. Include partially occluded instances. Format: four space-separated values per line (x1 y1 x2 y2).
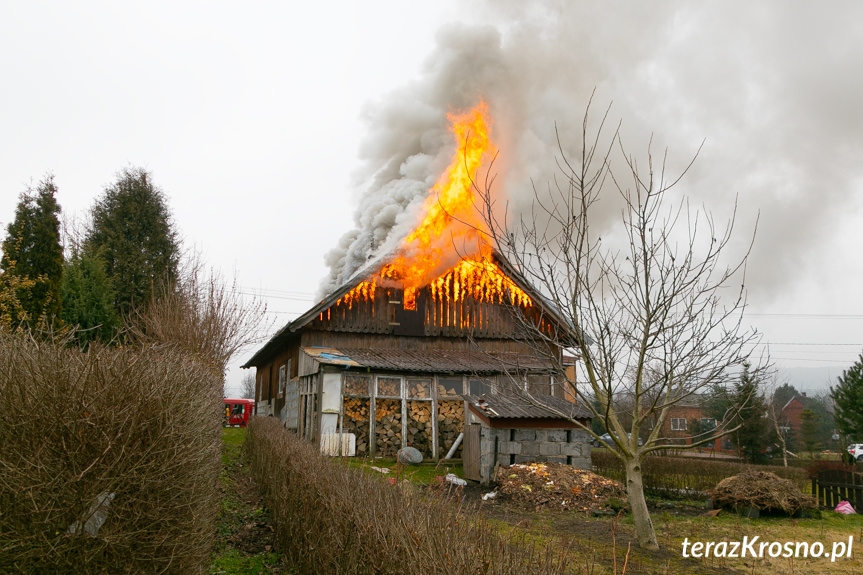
305 252 567 341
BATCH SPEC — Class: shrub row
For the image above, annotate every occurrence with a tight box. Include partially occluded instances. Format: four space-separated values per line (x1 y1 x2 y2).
0 332 222 574
591 451 809 498
246 416 574 575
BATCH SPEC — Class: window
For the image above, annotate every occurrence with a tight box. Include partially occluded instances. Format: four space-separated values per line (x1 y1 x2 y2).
437 377 463 399
469 378 493 396
344 374 370 396
376 376 401 397
527 375 551 396
278 364 286 398
700 418 716 431
671 418 687 431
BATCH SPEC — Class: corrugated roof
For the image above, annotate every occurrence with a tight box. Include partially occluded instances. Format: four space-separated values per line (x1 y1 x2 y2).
463 393 592 420
304 346 555 374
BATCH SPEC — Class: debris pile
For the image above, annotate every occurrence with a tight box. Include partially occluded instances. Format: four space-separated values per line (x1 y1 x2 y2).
494 462 625 511
709 470 816 515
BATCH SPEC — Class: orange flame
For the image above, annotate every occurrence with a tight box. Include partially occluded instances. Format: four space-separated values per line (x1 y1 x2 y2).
334 101 533 314
387 102 496 308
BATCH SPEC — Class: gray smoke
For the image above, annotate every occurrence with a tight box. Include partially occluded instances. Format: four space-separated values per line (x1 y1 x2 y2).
321 1 863 304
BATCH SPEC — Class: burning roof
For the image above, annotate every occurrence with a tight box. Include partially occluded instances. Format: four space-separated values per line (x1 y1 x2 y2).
243 101 576 368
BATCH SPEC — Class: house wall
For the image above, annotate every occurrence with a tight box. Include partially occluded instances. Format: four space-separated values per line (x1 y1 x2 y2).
656 404 725 451
783 397 806 435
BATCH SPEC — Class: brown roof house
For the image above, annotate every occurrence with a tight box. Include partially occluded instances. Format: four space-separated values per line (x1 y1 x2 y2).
242 104 590 471
241 248 588 467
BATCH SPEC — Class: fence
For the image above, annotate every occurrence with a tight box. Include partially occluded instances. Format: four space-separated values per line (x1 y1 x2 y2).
813 469 863 511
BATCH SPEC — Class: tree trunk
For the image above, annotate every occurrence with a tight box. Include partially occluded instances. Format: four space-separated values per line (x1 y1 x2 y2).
624 456 659 550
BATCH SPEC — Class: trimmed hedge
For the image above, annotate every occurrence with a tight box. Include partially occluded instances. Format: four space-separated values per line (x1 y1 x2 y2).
0 332 222 574
246 416 573 575
592 451 808 498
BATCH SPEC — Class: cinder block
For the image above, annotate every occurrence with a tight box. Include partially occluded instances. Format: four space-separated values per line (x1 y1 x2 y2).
540 442 562 456
544 456 567 465
547 430 567 442
520 441 540 456
514 455 534 464
568 456 591 470
497 441 522 455
561 442 586 457
514 429 536 442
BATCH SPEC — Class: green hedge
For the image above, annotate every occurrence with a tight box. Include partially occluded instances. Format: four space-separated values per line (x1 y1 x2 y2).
0 332 222 574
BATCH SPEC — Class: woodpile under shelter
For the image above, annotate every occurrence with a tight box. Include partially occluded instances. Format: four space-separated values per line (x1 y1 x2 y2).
242 250 590 464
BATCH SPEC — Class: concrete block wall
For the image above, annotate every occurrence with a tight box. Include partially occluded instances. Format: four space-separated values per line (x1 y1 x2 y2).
478 426 592 485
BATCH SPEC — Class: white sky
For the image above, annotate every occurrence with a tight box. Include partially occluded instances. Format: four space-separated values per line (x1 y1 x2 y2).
2 1 861 396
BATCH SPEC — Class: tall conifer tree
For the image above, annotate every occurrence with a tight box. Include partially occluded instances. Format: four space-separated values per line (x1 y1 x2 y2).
84 167 180 319
832 352 863 440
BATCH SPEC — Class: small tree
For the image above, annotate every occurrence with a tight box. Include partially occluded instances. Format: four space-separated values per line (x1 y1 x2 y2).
729 364 770 464
799 408 822 458
59 248 121 346
766 380 797 466
477 99 763 550
0 175 64 326
832 352 863 440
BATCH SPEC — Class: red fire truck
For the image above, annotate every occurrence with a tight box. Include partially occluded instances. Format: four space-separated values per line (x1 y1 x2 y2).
223 398 255 427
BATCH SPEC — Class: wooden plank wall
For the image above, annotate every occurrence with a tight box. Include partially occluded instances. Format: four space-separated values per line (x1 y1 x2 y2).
310 285 557 340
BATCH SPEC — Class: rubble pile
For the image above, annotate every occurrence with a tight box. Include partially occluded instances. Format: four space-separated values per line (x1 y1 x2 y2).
494 462 626 511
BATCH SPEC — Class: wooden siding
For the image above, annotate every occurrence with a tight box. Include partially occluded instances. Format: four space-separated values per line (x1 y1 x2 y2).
307 286 558 340
299 330 552 357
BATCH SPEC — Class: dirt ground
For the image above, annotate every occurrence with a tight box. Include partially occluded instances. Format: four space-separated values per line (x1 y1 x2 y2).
211 431 293 574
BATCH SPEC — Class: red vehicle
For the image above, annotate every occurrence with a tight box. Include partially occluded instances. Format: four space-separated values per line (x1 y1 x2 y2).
223 398 255 427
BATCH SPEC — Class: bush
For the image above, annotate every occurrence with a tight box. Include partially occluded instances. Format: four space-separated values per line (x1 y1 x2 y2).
246 417 573 575
592 451 808 498
0 331 222 574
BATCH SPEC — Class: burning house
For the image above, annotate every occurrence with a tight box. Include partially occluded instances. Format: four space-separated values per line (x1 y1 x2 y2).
242 103 591 466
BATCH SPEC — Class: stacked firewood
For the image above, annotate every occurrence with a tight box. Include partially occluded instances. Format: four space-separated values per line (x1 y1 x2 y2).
406 401 433 457
375 399 402 456
437 384 463 399
437 400 464 458
343 397 371 455
408 380 431 399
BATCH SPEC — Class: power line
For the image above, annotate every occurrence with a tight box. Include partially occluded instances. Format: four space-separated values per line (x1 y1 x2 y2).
746 313 863 320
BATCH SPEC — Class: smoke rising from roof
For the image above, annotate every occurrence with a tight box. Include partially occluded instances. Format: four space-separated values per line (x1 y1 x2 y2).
321 1 863 305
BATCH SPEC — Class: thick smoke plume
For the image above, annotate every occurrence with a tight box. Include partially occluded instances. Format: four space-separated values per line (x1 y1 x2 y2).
321 1 863 306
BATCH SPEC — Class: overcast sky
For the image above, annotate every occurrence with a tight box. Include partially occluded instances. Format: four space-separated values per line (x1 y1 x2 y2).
2 1 862 396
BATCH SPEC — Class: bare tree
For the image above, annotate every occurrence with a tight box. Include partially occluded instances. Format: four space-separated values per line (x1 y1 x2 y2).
241 371 256 400
476 98 765 550
766 379 795 467
128 252 272 382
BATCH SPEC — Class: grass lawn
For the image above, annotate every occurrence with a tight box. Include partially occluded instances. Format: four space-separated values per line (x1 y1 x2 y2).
334 454 464 485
